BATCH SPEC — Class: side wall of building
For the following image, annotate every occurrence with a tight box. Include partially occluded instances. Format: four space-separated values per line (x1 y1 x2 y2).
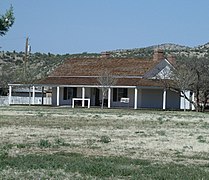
111 88 134 108
167 90 180 109
52 87 57 106
180 91 195 110
140 89 163 108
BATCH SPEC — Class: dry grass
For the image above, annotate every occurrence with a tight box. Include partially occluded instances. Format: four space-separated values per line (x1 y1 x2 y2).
0 106 209 178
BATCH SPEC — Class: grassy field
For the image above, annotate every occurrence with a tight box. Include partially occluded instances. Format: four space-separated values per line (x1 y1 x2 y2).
0 106 209 179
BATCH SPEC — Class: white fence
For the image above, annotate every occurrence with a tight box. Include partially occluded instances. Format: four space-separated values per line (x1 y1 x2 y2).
0 96 52 106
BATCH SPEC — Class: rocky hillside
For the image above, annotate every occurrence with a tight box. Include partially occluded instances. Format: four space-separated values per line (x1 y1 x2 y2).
0 52 64 83
109 43 209 59
0 42 209 87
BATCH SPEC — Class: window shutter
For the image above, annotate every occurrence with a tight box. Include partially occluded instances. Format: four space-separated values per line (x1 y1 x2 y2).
113 88 117 102
123 88 128 98
63 87 67 100
73 87 77 98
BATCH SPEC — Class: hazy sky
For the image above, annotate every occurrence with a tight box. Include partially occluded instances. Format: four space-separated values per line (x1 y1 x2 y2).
1 0 209 54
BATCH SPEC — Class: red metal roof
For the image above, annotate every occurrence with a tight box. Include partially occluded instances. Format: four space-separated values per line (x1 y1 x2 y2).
50 57 158 77
38 57 165 87
38 76 164 87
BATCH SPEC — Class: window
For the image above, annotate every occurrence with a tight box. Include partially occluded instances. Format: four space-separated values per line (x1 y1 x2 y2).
113 88 128 102
63 87 77 100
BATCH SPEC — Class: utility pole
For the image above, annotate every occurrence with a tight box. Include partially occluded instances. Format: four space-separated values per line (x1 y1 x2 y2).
23 37 32 106
24 37 30 81
24 37 29 82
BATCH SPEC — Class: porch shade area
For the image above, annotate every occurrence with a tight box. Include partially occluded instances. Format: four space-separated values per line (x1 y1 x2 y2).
8 82 180 110
8 85 51 105
50 86 180 110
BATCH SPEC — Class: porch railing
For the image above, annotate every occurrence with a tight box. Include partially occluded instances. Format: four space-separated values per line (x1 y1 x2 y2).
0 96 52 106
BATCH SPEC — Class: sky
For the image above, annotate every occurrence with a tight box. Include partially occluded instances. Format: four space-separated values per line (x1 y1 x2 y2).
1 0 209 54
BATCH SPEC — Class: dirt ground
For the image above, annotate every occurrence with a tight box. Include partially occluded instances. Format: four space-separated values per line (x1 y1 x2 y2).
1 106 209 166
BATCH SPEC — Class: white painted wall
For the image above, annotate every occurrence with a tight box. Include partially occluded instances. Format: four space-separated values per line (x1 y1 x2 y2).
90 88 96 106
83 88 91 107
52 87 140 108
137 89 142 107
52 87 93 107
111 89 134 108
59 87 70 105
140 89 180 109
140 89 163 108
77 88 82 98
128 88 134 107
52 87 57 106
155 65 172 79
85 88 91 98
180 91 194 110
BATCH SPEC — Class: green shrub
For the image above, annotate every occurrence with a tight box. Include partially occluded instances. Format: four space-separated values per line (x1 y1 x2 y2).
38 139 51 148
100 136 111 143
0 150 8 159
16 144 31 149
54 138 65 146
197 135 206 143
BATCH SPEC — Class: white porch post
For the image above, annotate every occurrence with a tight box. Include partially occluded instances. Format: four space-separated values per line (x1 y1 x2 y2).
134 88 138 109
41 87 44 105
108 88 111 108
82 87 85 107
8 85 12 105
191 92 195 110
57 86 60 106
183 90 186 111
32 86 35 105
163 89 166 110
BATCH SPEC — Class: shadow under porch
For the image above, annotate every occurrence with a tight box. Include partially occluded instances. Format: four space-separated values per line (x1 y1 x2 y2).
51 86 180 110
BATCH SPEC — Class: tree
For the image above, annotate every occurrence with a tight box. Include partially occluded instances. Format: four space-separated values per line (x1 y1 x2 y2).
97 70 117 109
171 57 209 112
0 64 13 95
0 6 15 94
0 6 15 36
155 65 173 110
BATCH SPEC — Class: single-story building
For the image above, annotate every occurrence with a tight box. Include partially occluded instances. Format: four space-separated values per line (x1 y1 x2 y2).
8 50 194 109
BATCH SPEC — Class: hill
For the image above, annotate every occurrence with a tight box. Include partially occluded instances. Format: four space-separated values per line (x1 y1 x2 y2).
109 43 209 58
0 42 209 94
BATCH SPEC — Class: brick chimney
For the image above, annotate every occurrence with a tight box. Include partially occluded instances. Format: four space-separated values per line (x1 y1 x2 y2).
167 54 176 65
153 49 164 62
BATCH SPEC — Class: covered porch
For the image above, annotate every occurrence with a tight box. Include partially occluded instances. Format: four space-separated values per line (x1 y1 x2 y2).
7 84 52 105
8 84 180 110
